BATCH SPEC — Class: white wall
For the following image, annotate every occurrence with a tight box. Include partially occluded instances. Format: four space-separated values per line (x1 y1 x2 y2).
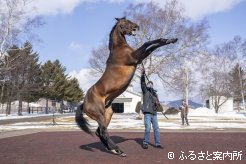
124 91 141 113
209 96 233 113
115 88 142 113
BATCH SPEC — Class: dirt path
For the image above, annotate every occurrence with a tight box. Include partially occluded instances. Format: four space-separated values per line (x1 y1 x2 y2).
0 131 245 164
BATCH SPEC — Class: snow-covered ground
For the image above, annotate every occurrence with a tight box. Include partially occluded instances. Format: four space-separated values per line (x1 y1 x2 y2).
0 108 246 133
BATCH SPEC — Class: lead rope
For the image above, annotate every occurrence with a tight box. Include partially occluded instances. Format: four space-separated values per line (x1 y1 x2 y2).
141 62 150 82
140 62 168 119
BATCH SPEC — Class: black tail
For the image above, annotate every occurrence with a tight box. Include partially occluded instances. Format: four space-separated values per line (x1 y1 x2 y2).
75 103 92 135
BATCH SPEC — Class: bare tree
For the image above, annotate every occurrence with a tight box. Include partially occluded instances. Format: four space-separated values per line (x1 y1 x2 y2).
199 50 233 113
229 63 246 112
89 0 209 103
89 41 109 76
0 0 42 111
218 36 246 111
201 36 246 112
0 0 41 58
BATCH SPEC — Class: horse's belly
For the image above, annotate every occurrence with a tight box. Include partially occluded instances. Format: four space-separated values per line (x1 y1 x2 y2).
92 65 136 104
107 71 135 99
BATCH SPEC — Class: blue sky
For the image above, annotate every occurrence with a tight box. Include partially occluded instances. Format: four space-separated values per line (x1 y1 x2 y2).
31 0 246 101
207 1 246 46
33 1 129 72
32 0 246 72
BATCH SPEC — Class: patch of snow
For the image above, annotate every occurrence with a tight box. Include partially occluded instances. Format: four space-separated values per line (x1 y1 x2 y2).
0 110 246 132
189 107 216 116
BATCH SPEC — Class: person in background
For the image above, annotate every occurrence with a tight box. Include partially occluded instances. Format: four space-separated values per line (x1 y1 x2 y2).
180 100 189 126
141 67 163 149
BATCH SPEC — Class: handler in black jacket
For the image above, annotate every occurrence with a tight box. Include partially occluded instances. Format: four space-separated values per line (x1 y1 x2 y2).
141 68 163 149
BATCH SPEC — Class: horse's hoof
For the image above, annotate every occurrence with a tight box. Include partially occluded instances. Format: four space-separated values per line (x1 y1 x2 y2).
110 150 120 155
110 149 120 154
119 153 127 157
169 38 178 44
110 149 126 157
172 38 178 43
165 38 178 44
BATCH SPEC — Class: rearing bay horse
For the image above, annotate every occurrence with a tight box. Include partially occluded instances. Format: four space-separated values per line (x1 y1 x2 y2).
76 17 178 157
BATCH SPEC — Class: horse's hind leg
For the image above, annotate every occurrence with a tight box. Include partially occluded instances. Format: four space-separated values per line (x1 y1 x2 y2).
95 106 114 150
98 124 126 156
95 127 109 150
96 110 126 157
104 106 114 127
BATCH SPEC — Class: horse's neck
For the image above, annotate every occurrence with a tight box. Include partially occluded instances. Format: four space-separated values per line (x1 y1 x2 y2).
109 26 127 51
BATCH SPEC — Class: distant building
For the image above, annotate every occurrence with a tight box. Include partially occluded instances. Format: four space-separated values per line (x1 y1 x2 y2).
205 96 234 112
112 85 141 113
36 98 64 112
6 99 65 114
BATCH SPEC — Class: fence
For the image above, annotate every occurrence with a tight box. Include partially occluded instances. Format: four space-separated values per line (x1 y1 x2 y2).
0 105 62 115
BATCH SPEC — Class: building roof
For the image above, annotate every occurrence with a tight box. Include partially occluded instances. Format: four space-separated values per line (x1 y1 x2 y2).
118 86 141 98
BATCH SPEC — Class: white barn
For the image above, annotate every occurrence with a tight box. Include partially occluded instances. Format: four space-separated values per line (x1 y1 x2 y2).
112 86 142 113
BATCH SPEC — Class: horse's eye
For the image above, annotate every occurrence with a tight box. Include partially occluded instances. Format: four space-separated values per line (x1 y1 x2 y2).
120 25 125 30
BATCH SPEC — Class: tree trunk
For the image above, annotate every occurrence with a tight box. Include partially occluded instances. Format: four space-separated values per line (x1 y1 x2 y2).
185 66 189 106
27 102 30 114
212 96 219 113
241 92 245 112
6 101 11 116
215 99 219 113
18 99 23 116
45 98 48 114
6 87 12 115
237 101 240 112
0 83 5 111
60 100 64 114
215 107 219 113
238 63 245 112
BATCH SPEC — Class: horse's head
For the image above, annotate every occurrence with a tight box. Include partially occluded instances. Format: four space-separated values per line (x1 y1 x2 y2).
115 17 139 36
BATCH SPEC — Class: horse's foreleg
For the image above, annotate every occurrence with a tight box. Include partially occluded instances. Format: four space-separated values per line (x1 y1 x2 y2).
135 38 164 55
145 38 177 54
133 38 178 63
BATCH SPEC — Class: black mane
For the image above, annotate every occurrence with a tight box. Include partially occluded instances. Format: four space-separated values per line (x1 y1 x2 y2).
108 24 117 50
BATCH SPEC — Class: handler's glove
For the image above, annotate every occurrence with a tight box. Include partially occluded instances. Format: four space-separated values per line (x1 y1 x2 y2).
141 68 145 75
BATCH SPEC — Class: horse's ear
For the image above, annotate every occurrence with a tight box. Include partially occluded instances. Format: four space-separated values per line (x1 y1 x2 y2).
115 17 126 21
